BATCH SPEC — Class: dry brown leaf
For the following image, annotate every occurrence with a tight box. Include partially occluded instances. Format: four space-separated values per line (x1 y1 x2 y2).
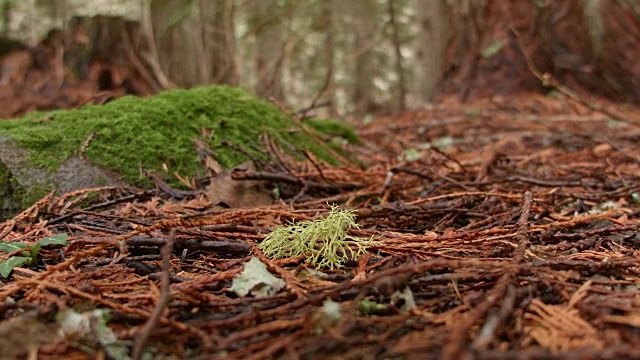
205 161 272 209
194 138 224 175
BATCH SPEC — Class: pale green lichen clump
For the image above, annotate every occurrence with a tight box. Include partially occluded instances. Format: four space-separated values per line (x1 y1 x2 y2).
259 205 376 270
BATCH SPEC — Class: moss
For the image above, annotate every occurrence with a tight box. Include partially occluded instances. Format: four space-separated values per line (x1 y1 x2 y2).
0 163 49 221
0 86 357 188
20 185 52 210
77 191 99 207
303 118 360 144
0 162 20 220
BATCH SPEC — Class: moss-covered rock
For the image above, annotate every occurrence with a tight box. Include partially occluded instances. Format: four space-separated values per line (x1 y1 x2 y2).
0 85 357 219
0 159 22 220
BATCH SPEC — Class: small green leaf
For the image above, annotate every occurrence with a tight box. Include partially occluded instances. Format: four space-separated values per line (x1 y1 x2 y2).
546 89 562 98
464 108 482 116
0 242 27 253
28 243 42 259
399 148 422 162
0 256 32 277
432 136 454 149
482 41 504 59
358 299 387 315
39 233 68 247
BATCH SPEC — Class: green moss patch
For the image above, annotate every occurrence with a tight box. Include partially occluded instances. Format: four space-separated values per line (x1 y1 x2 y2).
303 118 360 145
0 86 357 188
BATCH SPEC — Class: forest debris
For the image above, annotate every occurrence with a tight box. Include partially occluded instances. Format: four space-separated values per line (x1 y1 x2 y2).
205 162 272 209
1 93 640 358
229 257 286 297
390 286 416 312
132 229 174 360
0 312 58 359
601 314 640 328
310 299 342 332
523 299 603 352
58 309 130 359
0 85 355 218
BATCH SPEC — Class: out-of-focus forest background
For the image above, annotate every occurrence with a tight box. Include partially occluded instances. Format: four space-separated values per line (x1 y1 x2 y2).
1 0 639 119
6 3 640 359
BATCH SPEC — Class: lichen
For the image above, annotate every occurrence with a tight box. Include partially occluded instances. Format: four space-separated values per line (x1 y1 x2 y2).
258 205 377 270
0 86 358 189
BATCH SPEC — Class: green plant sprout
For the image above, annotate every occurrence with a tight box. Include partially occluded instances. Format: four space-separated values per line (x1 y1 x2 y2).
258 205 377 270
0 233 68 277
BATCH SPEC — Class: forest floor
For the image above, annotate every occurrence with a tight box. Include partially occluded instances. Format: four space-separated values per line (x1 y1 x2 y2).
3 87 640 359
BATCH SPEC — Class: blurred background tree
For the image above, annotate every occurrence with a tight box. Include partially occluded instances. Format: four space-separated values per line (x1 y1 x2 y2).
1 0 639 118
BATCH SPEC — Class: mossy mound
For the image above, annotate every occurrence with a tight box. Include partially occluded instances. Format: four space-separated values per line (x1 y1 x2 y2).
0 86 356 187
0 86 358 218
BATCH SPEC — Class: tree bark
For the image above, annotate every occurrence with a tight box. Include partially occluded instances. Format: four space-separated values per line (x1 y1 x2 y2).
302 0 337 117
149 0 237 87
149 0 198 86
251 0 286 101
348 0 379 114
387 0 406 112
2 0 11 36
209 0 238 85
415 0 451 103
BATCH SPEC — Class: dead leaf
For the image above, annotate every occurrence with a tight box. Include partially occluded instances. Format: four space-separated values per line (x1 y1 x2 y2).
194 138 224 174
229 257 285 297
205 161 272 208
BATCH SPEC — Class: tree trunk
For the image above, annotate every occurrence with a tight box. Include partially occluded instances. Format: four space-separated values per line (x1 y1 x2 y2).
209 0 238 85
251 0 286 101
149 0 237 87
2 0 11 37
149 0 198 86
303 0 337 117
415 0 451 103
348 0 379 114
387 0 406 112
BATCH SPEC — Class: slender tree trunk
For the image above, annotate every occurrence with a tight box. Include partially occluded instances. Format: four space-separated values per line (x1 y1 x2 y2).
211 0 238 85
348 0 378 114
387 0 406 111
2 0 11 36
309 0 336 116
149 0 199 86
252 0 285 101
149 0 237 87
192 0 238 85
415 0 450 102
